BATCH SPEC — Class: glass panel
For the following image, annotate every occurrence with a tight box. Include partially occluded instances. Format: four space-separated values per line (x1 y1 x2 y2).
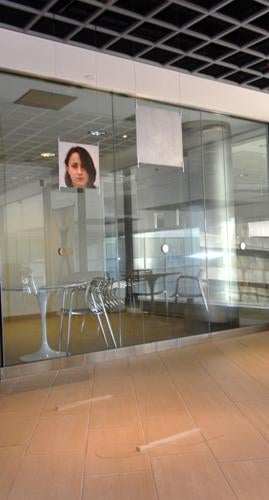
113 95 209 343
0 72 118 365
0 70 268 368
232 121 269 326
200 111 239 331
201 111 269 330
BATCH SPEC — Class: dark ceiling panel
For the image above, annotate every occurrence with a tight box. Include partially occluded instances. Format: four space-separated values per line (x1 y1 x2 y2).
250 38 269 56
249 12 269 31
1 0 269 93
189 0 224 7
224 71 254 84
171 56 206 71
108 38 148 56
249 60 269 74
248 77 269 89
223 52 259 68
164 32 203 51
115 0 164 16
72 28 114 48
190 15 232 37
93 10 136 33
153 3 201 28
7 0 49 7
31 17 77 39
50 0 98 21
198 63 232 78
140 47 177 64
194 42 233 59
219 0 266 22
129 22 174 43
0 5 34 28
221 27 262 47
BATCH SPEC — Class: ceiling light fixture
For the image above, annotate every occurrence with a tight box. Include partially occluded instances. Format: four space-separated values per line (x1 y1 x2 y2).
88 130 106 137
40 152 55 158
122 134 128 139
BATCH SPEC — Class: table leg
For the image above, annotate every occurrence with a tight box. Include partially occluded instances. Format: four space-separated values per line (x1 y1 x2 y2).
20 289 66 362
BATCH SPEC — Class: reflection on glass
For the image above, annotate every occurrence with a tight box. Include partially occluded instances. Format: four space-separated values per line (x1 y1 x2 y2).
0 72 268 367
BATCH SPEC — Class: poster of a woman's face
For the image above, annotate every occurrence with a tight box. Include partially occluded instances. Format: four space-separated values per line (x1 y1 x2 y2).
58 141 99 190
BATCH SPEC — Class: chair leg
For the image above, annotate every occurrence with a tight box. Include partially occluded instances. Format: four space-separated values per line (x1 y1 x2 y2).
80 315 86 334
96 314 109 348
99 294 117 348
66 289 76 355
58 288 67 351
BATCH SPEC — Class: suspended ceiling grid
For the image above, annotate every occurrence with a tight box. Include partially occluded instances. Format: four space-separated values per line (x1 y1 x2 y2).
1 0 269 92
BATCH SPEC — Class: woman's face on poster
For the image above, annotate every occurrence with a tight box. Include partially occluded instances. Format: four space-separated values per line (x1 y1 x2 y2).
66 151 89 188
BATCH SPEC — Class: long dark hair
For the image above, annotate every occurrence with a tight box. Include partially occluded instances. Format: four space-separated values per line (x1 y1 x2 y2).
64 146 96 188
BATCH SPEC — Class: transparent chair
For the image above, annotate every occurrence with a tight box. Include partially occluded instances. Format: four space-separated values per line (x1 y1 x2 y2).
62 277 124 355
21 266 38 295
127 269 166 309
172 273 209 313
58 282 89 353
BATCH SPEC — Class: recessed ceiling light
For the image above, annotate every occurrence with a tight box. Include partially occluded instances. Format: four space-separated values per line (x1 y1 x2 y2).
40 152 55 158
88 130 106 137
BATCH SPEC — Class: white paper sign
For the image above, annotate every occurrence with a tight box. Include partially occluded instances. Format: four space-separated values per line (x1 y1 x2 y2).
136 102 183 168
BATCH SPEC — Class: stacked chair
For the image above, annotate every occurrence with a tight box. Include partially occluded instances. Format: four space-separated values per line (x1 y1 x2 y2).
59 277 126 355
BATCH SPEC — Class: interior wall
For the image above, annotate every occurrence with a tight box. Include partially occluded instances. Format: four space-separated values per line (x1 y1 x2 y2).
1 28 269 123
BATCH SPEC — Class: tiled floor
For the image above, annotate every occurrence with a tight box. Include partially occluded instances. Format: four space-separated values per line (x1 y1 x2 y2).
1 330 269 499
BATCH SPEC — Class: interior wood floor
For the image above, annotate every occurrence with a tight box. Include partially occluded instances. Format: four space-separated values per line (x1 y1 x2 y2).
3 303 263 366
1 329 269 499
3 310 186 366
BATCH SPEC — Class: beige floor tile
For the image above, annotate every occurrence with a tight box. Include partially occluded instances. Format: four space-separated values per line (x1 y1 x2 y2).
217 376 269 402
202 414 269 462
0 413 38 447
152 452 236 500
141 414 205 457
237 399 269 440
82 472 157 500
183 389 242 425
94 359 130 379
132 376 174 395
0 446 25 499
252 373 269 389
191 345 246 380
54 366 93 386
137 389 188 418
27 413 89 454
92 375 135 397
8 453 84 500
90 394 139 429
0 388 50 414
221 458 269 500
129 353 165 375
0 378 18 397
85 425 150 474
14 371 57 390
217 342 267 377
162 359 219 394
42 380 92 415
4 329 269 498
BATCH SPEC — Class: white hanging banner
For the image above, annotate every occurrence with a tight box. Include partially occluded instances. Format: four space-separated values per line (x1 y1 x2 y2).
136 102 184 168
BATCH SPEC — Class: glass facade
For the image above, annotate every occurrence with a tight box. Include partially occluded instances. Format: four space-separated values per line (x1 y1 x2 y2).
0 71 268 366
